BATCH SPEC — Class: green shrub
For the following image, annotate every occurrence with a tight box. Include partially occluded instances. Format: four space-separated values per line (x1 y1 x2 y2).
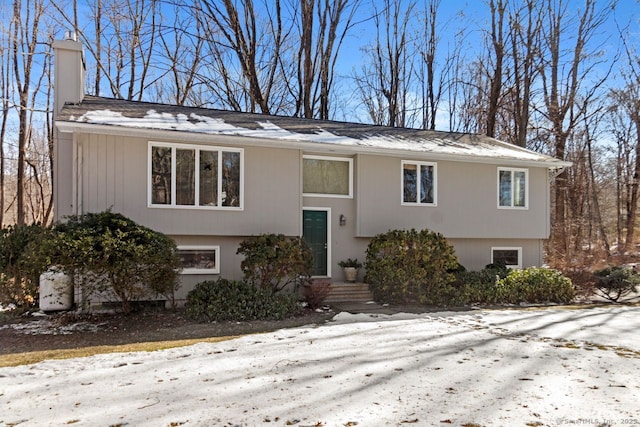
185 279 301 322
237 234 312 293
365 229 459 304
449 269 501 305
0 224 49 308
497 267 575 304
38 211 181 313
448 265 574 306
592 266 640 302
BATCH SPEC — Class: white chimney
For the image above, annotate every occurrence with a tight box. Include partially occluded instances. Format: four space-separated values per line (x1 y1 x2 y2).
52 33 85 117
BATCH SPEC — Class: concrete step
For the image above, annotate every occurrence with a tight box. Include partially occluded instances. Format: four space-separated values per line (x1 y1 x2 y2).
324 282 373 303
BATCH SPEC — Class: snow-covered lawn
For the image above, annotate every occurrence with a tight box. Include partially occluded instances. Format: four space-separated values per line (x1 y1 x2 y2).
1 306 639 427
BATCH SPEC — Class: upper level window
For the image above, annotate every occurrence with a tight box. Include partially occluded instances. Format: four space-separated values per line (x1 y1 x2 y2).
498 168 528 209
149 142 242 209
402 161 436 205
303 155 353 198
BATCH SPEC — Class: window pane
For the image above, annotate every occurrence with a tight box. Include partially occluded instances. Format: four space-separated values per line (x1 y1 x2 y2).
403 163 417 203
222 151 241 207
178 249 217 271
493 249 519 266
499 170 512 207
176 149 195 205
514 171 526 207
199 150 218 206
303 158 350 195
420 164 434 204
151 146 172 205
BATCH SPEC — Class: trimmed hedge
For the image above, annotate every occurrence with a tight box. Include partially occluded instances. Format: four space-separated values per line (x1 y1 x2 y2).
185 278 301 322
445 266 574 305
496 267 575 304
365 228 459 304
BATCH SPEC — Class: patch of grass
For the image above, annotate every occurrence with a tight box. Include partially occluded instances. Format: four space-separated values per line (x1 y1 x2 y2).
0 336 238 368
562 342 581 349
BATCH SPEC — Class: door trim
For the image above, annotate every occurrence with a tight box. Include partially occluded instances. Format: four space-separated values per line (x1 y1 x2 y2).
302 207 331 278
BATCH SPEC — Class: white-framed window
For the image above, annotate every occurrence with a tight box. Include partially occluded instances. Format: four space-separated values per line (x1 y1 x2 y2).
149 142 243 209
402 160 437 205
498 167 528 209
177 245 220 274
491 247 522 269
303 155 353 198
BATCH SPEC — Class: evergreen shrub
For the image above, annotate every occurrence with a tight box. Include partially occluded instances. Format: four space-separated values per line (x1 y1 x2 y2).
592 266 640 302
237 234 312 293
0 223 49 308
365 228 459 304
185 278 301 322
441 265 574 306
496 267 575 304
37 210 181 313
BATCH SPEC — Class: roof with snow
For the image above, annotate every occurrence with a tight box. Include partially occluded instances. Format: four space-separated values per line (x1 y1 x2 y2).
55 95 570 168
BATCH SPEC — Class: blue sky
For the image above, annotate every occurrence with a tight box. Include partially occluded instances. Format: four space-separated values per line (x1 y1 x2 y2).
340 0 638 73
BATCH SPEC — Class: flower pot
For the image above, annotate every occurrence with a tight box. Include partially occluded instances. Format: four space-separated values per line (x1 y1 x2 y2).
343 267 358 282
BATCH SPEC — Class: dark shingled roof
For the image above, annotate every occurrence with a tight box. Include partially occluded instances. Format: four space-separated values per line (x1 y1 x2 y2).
56 95 569 167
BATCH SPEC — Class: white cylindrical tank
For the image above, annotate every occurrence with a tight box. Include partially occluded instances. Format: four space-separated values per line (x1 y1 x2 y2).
39 267 73 311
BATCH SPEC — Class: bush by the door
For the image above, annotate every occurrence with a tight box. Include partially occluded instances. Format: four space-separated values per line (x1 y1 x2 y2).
365 228 459 304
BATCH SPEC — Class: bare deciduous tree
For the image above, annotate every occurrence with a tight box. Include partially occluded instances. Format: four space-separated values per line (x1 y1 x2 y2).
608 34 640 250
0 7 10 226
154 4 204 106
538 0 612 255
196 0 286 114
416 0 454 130
354 0 416 127
507 0 541 148
485 0 505 138
11 0 47 225
296 0 359 119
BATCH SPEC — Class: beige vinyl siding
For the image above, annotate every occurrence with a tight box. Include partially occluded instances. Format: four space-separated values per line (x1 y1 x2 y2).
74 134 302 236
448 238 544 271
171 235 245 299
53 132 75 220
356 154 549 239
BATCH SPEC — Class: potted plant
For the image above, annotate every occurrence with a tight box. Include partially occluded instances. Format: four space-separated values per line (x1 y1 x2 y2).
338 258 363 282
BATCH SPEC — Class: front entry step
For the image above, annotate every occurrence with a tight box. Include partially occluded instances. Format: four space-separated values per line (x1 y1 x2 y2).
324 282 373 303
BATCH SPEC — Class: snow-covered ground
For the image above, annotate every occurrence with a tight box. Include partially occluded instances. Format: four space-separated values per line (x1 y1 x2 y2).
1 306 639 427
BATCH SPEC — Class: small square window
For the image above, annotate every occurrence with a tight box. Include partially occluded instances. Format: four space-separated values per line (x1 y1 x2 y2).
491 247 522 269
177 246 220 274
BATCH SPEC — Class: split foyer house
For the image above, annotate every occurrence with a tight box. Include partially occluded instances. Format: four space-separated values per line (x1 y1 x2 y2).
53 37 571 301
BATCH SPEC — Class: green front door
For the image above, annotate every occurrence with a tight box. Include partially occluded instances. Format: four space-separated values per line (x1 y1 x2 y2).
303 210 328 276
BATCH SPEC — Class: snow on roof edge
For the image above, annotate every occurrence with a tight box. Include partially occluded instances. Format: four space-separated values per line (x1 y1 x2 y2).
57 102 571 168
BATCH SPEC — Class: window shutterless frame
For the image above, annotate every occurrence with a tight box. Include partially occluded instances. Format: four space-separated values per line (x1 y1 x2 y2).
148 142 243 210
497 167 528 209
491 247 522 269
177 245 221 274
401 160 437 206
302 155 353 198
